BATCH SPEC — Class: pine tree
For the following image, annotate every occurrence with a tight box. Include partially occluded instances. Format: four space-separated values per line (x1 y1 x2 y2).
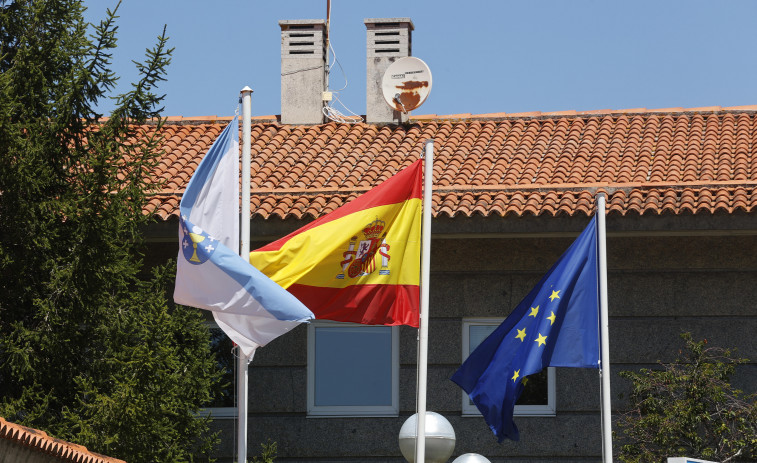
0 1 221 461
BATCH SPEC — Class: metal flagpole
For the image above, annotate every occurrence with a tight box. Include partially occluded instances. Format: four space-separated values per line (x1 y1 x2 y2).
237 86 254 463
597 193 613 463
415 139 434 463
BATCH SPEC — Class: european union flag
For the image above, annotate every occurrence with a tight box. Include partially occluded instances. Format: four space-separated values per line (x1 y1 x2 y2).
451 216 600 442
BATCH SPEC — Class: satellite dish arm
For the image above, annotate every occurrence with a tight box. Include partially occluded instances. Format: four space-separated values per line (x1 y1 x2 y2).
394 94 407 113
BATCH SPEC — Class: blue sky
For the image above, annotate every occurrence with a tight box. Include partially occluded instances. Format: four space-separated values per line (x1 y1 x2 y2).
82 0 757 118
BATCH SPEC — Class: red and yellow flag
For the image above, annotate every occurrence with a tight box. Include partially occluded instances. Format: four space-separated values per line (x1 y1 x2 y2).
250 159 423 327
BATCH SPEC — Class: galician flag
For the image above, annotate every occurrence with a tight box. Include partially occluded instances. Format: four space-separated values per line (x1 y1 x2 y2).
174 117 314 356
250 159 423 327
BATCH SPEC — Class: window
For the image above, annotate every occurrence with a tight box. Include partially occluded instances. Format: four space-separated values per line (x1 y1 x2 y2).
202 319 237 417
462 318 555 416
307 321 399 416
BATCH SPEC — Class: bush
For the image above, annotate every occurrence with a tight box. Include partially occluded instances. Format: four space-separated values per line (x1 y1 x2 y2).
617 333 757 463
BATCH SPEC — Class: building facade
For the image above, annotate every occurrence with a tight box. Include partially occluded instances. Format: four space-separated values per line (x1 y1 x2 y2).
143 106 757 462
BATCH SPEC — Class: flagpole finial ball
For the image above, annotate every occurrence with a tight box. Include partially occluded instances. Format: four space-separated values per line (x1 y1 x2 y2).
452 454 492 463
398 411 456 463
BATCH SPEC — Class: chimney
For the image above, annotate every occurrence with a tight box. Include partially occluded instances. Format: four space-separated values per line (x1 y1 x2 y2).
279 19 327 125
364 18 414 124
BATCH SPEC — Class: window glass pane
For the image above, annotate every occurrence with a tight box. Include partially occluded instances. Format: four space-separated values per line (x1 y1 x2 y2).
468 323 548 406
206 326 235 408
516 369 548 405
314 326 393 407
469 324 496 350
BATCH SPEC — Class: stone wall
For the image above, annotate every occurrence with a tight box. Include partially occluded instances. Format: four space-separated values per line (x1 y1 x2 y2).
187 229 756 462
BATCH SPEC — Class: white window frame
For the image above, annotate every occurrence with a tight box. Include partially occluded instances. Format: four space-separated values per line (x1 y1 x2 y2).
307 321 399 417
461 318 556 417
200 319 237 418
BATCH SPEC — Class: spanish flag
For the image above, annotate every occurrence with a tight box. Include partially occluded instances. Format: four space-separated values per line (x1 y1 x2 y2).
250 159 423 327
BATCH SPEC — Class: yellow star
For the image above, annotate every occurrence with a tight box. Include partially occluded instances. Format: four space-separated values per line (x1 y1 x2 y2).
535 333 548 347
547 311 556 325
522 377 529 386
515 327 526 342
511 369 520 382
549 290 561 301
529 305 539 317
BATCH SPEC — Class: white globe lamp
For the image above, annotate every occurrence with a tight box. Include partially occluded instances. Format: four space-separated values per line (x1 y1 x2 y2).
452 453 492 463
398 411 456 463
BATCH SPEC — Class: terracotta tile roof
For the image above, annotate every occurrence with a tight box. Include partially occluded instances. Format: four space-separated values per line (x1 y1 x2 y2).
143 107 757 221
0 416 125 463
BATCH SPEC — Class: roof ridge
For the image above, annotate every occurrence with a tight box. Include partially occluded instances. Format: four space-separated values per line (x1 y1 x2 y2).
412 105 757 121
96 115 280 125
101 104 757 126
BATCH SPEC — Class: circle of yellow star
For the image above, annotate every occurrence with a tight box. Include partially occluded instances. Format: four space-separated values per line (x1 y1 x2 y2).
549 290 561 301
535 333 548 347
515 327 526 342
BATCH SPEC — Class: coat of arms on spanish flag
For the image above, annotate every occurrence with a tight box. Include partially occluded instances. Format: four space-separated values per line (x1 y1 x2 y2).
250 159 423 327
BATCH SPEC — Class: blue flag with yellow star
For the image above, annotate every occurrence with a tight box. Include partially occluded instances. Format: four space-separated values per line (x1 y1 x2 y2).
451 216 600 442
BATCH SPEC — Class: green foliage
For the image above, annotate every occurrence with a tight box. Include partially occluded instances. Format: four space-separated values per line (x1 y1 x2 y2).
0 1 221 461
250 440 278 463
617 333 757 463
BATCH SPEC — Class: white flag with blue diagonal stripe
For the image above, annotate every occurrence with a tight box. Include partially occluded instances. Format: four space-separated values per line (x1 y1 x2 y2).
174 117 313 356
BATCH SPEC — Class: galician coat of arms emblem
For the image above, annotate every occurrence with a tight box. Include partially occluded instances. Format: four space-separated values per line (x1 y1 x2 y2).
337 218 391 279
181 221 219 265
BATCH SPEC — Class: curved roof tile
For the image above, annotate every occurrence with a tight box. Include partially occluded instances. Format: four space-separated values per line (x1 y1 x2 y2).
141 108 757 221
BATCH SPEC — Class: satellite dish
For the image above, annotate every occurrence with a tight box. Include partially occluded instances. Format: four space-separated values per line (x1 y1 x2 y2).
381 56 432 113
